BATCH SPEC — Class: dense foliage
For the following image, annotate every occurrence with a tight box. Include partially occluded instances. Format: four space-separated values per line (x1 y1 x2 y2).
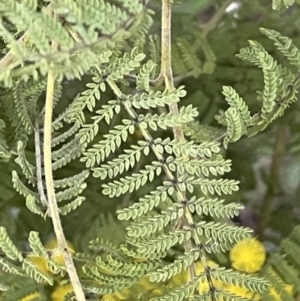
0 0 300 300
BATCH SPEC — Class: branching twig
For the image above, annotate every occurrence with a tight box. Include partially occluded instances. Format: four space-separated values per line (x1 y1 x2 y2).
44 40 86 301
201 0 233 36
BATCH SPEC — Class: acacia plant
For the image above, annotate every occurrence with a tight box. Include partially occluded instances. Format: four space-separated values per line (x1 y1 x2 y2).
0 0 300 301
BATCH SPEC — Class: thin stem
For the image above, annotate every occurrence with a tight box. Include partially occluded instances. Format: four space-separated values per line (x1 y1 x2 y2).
255 125 286 238
34 117 48 211
44 41 86 301
160 0 173 90
160 1 217 297
161 0 185 142
201 0 232 37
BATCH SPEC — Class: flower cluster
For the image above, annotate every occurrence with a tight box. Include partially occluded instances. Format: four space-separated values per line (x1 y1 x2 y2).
100 237 295 301
27 239 75 301
17 237 295 301
28 239 75 276
100 259 259 301
229 237 294 301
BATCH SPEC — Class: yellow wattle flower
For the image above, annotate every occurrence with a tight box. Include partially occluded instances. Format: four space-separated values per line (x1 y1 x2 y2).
138 275 159 291
27 239 75 276
224 283 260 301
169 260 223 293
102 294 119 301
269 284 294 301
151 287 165 297
19 292 41 301
45 239 75 266
113 288 131 300
101 274 166 301
230 238 266 273
267 267 294 301
51 284 73 301
27 254 50 276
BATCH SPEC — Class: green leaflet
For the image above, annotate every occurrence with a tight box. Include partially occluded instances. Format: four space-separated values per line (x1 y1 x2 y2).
272 0 295 10
210 28 300 148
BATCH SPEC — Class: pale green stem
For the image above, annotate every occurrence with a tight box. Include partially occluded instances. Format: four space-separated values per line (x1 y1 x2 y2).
162 1 216 298
44 41 86 301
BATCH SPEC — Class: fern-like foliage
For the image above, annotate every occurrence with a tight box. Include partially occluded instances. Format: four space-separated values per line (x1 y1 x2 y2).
0 228 55 288
0 1 159 299
209 28 300 148
8 78 89 218
0 119 10 162
74 43 269 301
272 0 296 10
172 31 216 78
0 0 148 86
258 225 300 301
0 0 299 301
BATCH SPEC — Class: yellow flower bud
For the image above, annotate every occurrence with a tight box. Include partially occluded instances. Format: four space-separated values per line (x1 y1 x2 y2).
230 238 266 273
51 284 73 301
19 292 41 301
